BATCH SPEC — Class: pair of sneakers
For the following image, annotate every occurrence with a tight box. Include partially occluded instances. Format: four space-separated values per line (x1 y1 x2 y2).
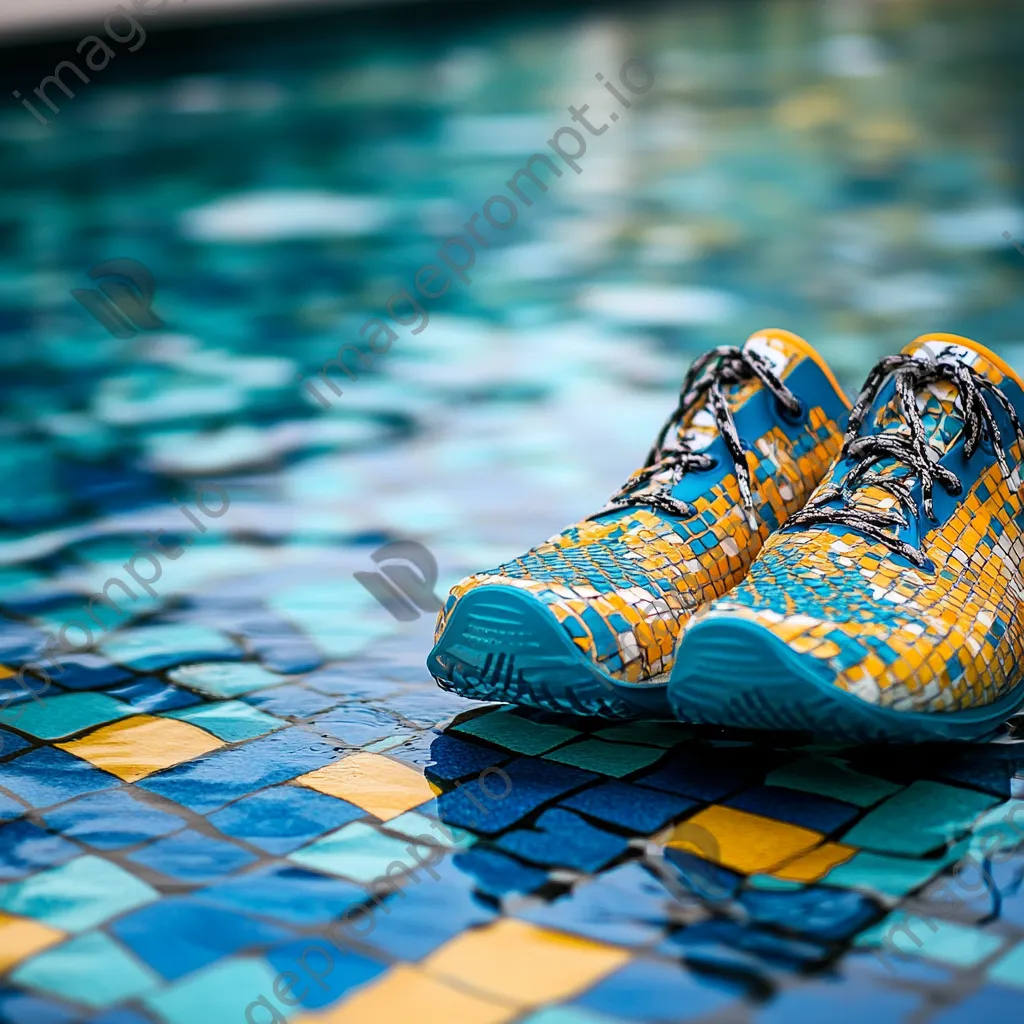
427 330 1024 743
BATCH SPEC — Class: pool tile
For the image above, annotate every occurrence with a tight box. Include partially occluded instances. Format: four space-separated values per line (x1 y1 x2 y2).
42 655 132 692
545 740 664 779
138 727 338 813
245 684 338 719
0 791 26 823
166 699 284 741
295 752 438 822
930 985 1021 1023
0 990 79 1024
382 810 475 849
56 715 224 783
143 956 287 1024
0 855 158 932
726 785 860 834
665 918 830 973
592 723 694 748
637 748 779 802
289 820 428 882
989 942 1024 988
857 912 1004 967
739 885 881 941
752 974 921 1022
421 733 510 783
42 790 185 850
435 757 596 835
126 829 258 883
104 678 201 713
101 625 241 673
0 821 79 880
0 747 117 808
522 1008 624 1024
265 938 386 1012
765 758 902 808
308 705 404 747
0 728 31 759
667 806 825 874
452 847 549 899
0 693 132 741
423 918 630 1009
195 865 368 926
169 662 288 699
841 781 1000 856
825 847 965 898
111 896 295 981
0 913 65 973
302 963 516 1024
11 930 159 1009
561 781 696 834
208 785 364 855
571 958 742 1021
496 808 630 873
452 708 578 755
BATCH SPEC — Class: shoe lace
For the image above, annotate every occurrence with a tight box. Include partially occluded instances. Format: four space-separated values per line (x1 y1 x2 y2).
593 345 802 526
785 352 1024 567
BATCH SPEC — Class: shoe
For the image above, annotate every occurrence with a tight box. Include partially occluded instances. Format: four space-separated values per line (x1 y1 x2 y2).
427 329 851 718
669 333 1024 743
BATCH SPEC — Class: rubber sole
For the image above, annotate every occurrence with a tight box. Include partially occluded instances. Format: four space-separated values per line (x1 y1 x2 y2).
669 617 1024 744
427 585 671 719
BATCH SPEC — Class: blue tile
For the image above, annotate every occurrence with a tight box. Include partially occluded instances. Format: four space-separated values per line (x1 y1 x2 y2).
637 749 783 802
309 705 402 747
101 624 242 672
0 820 79 879
208 785 364 855
435 757 597 835
85 1010 154 1024
739 885 882 942
0 791 26 823
0 747 117 808
451 847 549 898
495 808 630 873
0 989 79 1024
45 655 133 692
930 984 1021 1022
245 684 337 719
138 727 339 813
166 700 284 742
422 732 511 783
725 785 860 834
265 938 385 1011
111 896 295 981
195 865 368 926
104 677 201 713
663 848 743 902
572 958 742 1021
356 856 494 961
664 919 831 973
753 974 921 1022
42 790 185 850
517 862 671 948
561 781 696 834
127 829 258 883
0 728 30 759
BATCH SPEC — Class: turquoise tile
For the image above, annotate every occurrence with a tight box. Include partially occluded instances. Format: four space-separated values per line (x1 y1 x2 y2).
144 956 294 1024
825 844 967 898
102 625 239 672
0 693 131 740
766 758 901 808
544 739 664 778
168 663 288 699
989 942 1024 989
289 821 432 883
165 699 284 741
966 799 1024 859
382 811 476 850
0 855 158 932
452 709 579 755
856 912 1004 967
593 722 694 748
842 781 1000 856
12 930 160 1008
523 1007 624 1024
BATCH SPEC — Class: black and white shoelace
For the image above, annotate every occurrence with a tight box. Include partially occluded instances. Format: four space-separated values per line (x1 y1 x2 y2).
592 345 802 525
784 353 1024 567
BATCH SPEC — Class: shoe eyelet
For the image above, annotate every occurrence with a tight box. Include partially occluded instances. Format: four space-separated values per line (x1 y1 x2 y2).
775 397 806 427
701 455 720 472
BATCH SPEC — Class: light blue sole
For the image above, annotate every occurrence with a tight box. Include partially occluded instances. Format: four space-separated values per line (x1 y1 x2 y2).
668 617 1024 744
427 585 672 719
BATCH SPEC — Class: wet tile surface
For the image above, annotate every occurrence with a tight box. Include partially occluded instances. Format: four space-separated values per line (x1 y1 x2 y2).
0 0 1023 1021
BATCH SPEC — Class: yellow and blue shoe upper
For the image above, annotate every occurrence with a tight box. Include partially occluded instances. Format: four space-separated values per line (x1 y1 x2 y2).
429 329 850 715
671 334 1024 742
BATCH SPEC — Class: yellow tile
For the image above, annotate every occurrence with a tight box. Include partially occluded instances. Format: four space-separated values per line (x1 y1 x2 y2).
56 715 223 782
0 665 13 679
295 965 515 1024
422 918 630 1009
0 913 65 972
295 752 439 822
772 842 858 882
667 806 824 874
